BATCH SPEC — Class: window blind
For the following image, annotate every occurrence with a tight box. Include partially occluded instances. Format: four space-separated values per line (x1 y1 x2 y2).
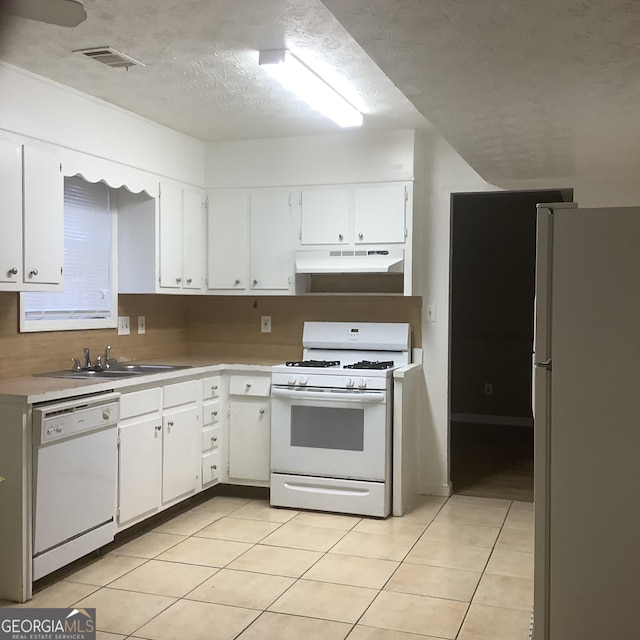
23 176 113 321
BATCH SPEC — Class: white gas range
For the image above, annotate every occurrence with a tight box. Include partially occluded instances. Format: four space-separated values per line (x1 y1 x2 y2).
270 321 411 517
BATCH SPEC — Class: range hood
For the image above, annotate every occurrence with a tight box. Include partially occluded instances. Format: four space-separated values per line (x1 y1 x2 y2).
295 248 404 274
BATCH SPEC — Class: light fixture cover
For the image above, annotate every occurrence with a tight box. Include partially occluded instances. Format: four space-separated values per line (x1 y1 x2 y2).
259 49 363 128
2 0 87 27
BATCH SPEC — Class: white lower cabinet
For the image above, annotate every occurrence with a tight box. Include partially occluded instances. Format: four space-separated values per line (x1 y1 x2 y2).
228 374 271 485
117 381 199 529
118 415 162 525
201 375 225 487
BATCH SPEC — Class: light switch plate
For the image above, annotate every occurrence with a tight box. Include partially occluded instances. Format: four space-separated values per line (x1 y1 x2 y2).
426 304 437 322
138 315 146 334
117 316 130 336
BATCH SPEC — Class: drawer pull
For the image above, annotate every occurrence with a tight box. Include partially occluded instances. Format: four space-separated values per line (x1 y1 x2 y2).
155 425 162 431
211 464 217 470
213 436 218 442
167 420 174 427
259 408 265 415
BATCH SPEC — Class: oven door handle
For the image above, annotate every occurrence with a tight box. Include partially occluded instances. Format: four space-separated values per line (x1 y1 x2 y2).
271 387 385 403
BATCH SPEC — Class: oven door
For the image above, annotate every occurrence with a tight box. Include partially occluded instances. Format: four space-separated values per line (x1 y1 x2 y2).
270 386 389 481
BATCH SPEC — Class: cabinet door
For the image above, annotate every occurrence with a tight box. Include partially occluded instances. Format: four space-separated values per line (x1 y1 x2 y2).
250 191 292 290
354 184 406 244
118 417 162 525
159 182 183 288
207 192 248 290
228 400 270 482
162 406 199 503
182 188 204 290
22 146 63 285
300 188 350 245
0 140 22 286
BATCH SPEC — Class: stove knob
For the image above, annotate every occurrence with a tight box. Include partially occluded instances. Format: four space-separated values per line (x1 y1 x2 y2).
287 375 297 386
358 378 367 389
299 376 308 386
346 378 355 388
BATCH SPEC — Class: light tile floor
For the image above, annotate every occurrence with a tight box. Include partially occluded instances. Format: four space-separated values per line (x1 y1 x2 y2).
2 494 534 640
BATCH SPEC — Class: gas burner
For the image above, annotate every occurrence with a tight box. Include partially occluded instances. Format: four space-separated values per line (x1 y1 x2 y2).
285 360 340 368
344 360 395 370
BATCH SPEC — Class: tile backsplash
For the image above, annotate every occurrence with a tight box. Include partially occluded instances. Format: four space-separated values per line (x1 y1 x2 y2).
0 292 422 379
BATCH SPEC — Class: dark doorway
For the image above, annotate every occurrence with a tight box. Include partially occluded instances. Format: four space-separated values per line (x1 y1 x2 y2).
449 188 573 501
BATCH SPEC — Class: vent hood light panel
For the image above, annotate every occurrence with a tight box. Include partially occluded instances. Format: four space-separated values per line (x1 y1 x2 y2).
295 248 404 274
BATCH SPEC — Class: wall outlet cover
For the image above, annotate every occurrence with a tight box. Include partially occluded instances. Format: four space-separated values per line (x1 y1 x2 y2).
261 315 272 333
138 315 146 334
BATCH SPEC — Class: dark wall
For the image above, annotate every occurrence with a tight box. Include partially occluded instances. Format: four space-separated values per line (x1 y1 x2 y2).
450 189 573 419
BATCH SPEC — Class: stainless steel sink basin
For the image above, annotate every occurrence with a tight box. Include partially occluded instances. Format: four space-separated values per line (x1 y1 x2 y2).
36 363 192 380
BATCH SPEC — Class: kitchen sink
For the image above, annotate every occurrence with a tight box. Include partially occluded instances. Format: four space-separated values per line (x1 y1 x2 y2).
36 363 192 380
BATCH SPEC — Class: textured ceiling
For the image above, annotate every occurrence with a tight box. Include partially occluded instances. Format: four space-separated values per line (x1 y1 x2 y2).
0 0 427 141
1 0 639 184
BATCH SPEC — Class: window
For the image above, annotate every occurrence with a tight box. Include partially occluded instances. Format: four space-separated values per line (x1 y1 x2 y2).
20 176 117 332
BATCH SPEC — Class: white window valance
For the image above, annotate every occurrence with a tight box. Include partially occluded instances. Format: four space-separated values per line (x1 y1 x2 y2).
60 149 159 197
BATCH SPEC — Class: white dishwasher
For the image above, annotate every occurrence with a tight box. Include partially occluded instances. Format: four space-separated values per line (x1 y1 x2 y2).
32 392 120 580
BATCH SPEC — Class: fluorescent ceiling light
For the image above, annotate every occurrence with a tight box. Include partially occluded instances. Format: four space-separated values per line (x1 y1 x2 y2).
3 0 87 27
259 49 363 128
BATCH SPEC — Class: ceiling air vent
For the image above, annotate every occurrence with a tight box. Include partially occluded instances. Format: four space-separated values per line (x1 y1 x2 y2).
73 46 145 70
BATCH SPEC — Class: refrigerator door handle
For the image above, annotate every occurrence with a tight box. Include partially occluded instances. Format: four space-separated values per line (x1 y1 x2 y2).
535 358 552 371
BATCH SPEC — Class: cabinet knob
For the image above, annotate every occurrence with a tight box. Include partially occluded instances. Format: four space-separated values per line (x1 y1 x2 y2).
246 382 252 388
176 277 182 284
9 267 18 276
167 420 174 427
234 279 240 285
212 385 218 390
212 411 218 417
338 233 343 241
253 279 258 286
30 268 39 277
358 233 364 240
259 408 265 415
211 464 217 470
213 436 218 442
155 425 162 431
186 278 192 284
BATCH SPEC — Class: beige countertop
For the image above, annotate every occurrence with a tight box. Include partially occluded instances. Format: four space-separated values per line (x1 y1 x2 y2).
0 355 283 405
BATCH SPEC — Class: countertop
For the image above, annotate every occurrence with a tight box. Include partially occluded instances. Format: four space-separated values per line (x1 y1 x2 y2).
0 355 283 405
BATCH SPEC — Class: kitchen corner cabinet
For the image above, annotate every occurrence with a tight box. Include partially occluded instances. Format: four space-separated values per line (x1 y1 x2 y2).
300 182 408 247
159 182 205 291
207 189 294 294
0 141 63 290
227 373 271 485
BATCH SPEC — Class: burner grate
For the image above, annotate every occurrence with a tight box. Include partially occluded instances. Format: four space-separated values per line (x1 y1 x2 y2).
344 360 394 370
285 360 340 368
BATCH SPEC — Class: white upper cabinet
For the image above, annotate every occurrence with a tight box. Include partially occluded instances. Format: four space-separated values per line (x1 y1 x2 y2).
250 190 292 291
299 182 408 248
182 188 205 290
0 140 23 287
207 189 293 294
300 188 350 245
0 143 63 290
158 182 204 291
353 183 407 244
207 192 249 290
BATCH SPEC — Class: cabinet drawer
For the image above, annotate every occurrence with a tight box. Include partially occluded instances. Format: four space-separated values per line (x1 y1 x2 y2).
228 375 271 397
203 400 221 427
202 376 222 400
202 426 220 452
120 387 162 420
163 380 198 408
202 450 220 485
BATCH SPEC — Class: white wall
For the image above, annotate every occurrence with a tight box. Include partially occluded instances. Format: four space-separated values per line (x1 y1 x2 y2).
0 63 204 187
416 130 497 495
205 129 417 188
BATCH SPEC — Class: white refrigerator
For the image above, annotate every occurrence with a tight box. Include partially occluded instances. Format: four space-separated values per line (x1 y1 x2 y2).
533 203 640 639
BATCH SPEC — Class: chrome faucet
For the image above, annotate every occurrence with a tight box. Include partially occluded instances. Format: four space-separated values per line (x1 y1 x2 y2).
83 347 91 368
104 345 112 369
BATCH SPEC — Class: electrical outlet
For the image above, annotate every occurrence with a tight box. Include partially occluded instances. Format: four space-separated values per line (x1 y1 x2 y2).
426 303 437 322
138 315 146 334
117 316 130 336
261 315 271 333
484 382 493 396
